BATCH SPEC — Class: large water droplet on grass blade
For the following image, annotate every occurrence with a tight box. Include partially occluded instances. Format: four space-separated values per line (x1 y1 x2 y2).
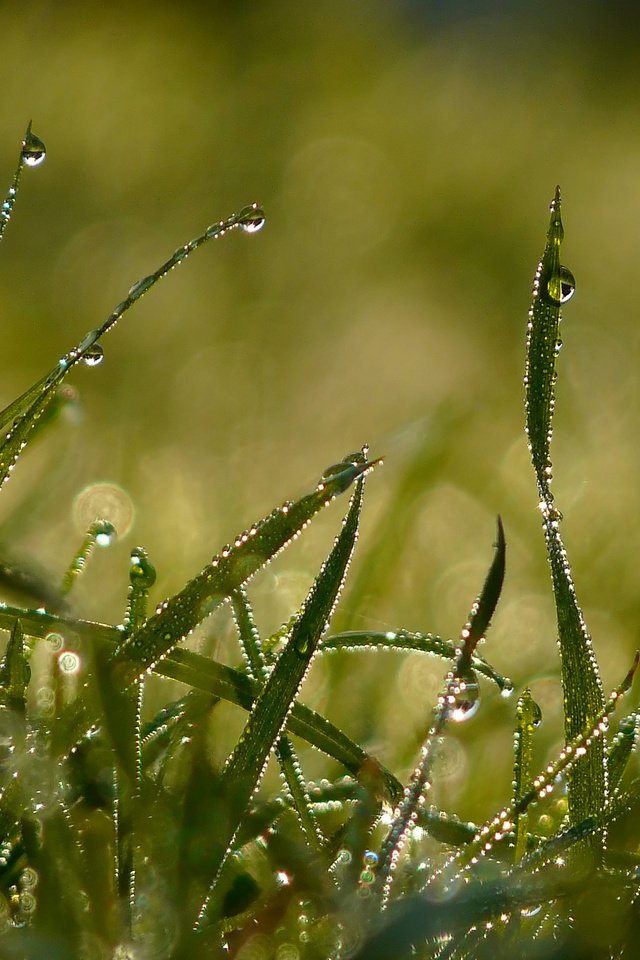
21 126 46 167
83 344 104 367
238 203 266 234
546 265 575 305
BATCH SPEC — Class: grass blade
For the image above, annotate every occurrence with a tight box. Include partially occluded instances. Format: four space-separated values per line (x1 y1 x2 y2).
525 187 606 835
321 629 513 695
194 472 366 929
114 452 380 678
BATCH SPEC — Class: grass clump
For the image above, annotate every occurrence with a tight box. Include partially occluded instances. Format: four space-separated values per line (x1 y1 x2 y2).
0 125 639 960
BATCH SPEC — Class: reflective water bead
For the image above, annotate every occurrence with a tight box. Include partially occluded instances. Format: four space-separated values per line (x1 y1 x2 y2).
21 130 46 167
363 850 379 867
129 548 157 588
546 265 575 305
83 344 104 367
238 203 266 234
93 519 116 547
449 672 481 723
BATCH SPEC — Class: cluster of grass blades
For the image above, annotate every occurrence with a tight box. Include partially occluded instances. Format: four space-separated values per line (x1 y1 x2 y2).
0 125 639 959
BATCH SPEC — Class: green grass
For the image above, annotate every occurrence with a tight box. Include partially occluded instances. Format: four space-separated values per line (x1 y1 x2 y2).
1 125 640 960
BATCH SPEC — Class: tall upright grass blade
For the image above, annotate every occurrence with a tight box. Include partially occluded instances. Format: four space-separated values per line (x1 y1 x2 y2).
525 187 606 838
194 470 367 929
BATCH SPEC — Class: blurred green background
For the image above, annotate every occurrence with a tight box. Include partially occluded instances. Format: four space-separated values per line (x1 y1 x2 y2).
1 0 640 823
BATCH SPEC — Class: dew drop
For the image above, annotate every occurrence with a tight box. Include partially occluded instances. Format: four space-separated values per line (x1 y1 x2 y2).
546 266 575 305
531 700 543 728
500 679 515 699
238 203 266 234
449 672 481 723
129 547 157 589
21 130 46 167
520 904 542 918
93 519 116 547
83 344 104 367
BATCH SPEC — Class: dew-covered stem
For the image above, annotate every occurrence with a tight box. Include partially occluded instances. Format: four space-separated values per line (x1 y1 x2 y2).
0 122 46 245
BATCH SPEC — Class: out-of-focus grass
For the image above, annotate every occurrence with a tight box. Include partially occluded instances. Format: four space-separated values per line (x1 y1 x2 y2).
1 0 639 820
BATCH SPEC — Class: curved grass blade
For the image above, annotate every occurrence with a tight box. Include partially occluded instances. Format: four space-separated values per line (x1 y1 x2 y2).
376 517 505 905
114 453 380 679
0 202 264 493
321 629 513 695
193 473 366 930
526 188 606 840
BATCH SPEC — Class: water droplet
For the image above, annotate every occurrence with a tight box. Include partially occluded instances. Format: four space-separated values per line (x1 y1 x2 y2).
363 850 379 867
21 130 46 167
238 203 266 234
449 672 481 723
500 679 515 698
520 904 542 918
92 519 116 547
546 266 575 305
129 548 156 588
531 701 543 728
83 344 104 367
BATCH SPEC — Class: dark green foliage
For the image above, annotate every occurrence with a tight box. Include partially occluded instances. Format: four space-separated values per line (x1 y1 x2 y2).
0 128 639 960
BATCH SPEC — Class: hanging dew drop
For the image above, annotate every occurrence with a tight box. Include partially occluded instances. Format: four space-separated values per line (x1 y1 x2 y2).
449 672 481 723
83 344 104 367
21 130 46 167
546 265 575 305
238 203 266 234
93 519 116 547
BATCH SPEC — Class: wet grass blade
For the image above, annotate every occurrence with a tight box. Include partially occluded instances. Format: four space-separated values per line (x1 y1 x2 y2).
114 453 380 678
0 202 264 493
321 628 513 695
0 603 402 801
193 474 366 929
231 587 325 851
525 187 606 835
377 518 505 903
427 653 639 892
512 688 542 862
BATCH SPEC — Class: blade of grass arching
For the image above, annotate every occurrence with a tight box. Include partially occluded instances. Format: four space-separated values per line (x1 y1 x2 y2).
513 688 543 863
1 604 402 800
321 629 513 695
193 475 366 930
376 517 505 905
231 587 325 852
525 187 606 835
113 453 380 680
0 202 264 493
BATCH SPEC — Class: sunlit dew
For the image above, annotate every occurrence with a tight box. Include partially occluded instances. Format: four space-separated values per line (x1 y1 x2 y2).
21 130 46 167
546 265 575 305
57 650 81 675
448 673 481 723
238 203 266 234
93 518 116 547
73 482 134 539
83 343 104 367
275 871 291 887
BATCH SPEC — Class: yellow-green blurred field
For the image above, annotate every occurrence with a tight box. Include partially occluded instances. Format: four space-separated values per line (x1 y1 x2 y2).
1 1 639 824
